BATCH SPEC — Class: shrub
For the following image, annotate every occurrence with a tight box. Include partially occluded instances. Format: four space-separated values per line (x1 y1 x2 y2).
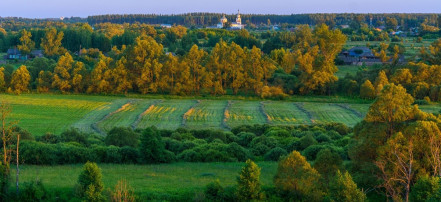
313 149 343 181
105 146 122 163
302 145 327 161
204 180 224 201
139 127 174 163
251 143 270 156
105 127 139 147
111 179 136 202
20 179 48 201
315 134 332 143
299 134 318 150
227 142 250 162
37 133 59 144
119 146 139 164
237 132 256 147
264 147 288 161
60 128 88 145
178 149 201 162
410 175 441 202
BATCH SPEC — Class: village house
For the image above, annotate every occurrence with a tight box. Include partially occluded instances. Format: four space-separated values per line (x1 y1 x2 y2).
338 46 406 66
5 48 44 60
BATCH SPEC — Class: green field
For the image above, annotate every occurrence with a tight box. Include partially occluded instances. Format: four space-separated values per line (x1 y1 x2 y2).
137 99 197 130
225 101 267 128
14 162 278 199
2 94 441 135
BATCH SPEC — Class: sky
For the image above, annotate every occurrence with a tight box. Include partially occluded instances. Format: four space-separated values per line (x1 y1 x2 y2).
1 0 441 18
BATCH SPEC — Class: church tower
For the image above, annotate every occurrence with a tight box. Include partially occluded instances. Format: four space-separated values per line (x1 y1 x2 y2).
236 10 242 25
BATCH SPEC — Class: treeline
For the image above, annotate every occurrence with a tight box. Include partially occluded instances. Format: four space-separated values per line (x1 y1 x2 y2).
1 24 346 96
87 13 441 28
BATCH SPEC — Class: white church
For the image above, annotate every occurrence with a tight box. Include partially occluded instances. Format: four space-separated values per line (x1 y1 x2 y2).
217 10 245 29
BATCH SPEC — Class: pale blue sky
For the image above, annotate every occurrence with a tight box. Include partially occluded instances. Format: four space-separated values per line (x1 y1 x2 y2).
1 0 441 18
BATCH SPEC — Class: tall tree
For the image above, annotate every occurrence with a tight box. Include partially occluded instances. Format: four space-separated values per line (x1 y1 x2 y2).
328 171 367 202
274 151 323 201
0 67 5 92
10 65 31 94
77 162 104 201
17 30 35 55
40 28 64 57
52 52 74 93
237 159 264 201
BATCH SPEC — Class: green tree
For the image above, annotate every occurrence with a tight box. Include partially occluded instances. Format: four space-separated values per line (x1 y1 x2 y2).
313 149 342 182
274 151 323 201
40 28 64 57
236 159 264 201
365 84 415 136
77 162 104 202
360 80 376 99
139 127 173 163
17 30 35 55
105 127 139 147
410 175 441 202
10 65 31 94
328 170 367 202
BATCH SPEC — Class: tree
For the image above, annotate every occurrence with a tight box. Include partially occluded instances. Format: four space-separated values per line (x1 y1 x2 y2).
52 52 74 93
328 170 367 202
274 151 323 201
0 67 5 92
313 149 342 182
365 84 415 136
37 71 52 93
0 102 17 200
410 175 441 202
139 127 173 163
375 132 415 202
374 70 389 95
105 127 139 147
17 30 35 55
360 80 376 99
40 28 64 57
236 159 264 201
77 162 104 202
10 65 30 94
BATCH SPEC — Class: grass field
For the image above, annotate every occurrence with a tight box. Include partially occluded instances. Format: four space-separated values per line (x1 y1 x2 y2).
184 100 228 130
96 99 158 132
137 99 197 130
3 94 441 135
262 101 311 125
13 162 278 199
1 94 114 135
225 101 267 128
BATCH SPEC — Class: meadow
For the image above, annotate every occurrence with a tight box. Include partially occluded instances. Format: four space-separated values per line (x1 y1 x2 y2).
13 162 278 199
2 94 440 135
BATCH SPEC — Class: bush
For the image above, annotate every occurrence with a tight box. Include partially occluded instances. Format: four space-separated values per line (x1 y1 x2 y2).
178 149 201 162
299 134 318 150
315 134 332 143
60 128 88 146
37 133 59 144
76 162 104 201
302 145 327 161
20 179 48 201
139 127 174 163
227 142 250 161
105 127 139 147
264 147 288 161
204 180 224 201
119 146 140 164
237 132 256 147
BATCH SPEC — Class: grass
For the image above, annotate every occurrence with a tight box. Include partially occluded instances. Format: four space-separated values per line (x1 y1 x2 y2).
137 99 197 130
302 102 363 127
262 101 312 125
184 100 228 130
0 94 113 136
225 101 267 128
336 65 361 78
97 99 158 132
13 162 278 199
72 99 130 134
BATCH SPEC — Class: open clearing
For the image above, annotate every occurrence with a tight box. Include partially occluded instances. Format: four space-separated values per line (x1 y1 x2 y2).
2 94 441 135
14 162 278 198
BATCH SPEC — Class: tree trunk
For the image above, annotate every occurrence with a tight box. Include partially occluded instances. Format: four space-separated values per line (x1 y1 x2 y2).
16 133 19 196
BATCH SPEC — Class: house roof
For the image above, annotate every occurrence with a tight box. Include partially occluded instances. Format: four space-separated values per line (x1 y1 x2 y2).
7 48 20 55
348 47 374 57
31 50 43 55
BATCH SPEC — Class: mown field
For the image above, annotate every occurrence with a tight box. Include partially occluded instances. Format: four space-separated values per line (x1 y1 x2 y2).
13 162 278 199
2 94 441 136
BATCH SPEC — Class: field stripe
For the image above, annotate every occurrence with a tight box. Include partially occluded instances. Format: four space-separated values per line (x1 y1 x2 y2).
332 104 363 118
294 102 314 123
221 101 233 130
93 99 134 135
182 100 201 127
260 101 271 124
131 100 163 129
72 99 130 135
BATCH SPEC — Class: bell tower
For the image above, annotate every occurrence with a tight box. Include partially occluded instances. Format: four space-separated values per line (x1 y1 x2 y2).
236 9 242 25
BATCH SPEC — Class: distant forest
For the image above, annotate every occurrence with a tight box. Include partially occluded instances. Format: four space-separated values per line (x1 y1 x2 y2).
1 13 440 28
